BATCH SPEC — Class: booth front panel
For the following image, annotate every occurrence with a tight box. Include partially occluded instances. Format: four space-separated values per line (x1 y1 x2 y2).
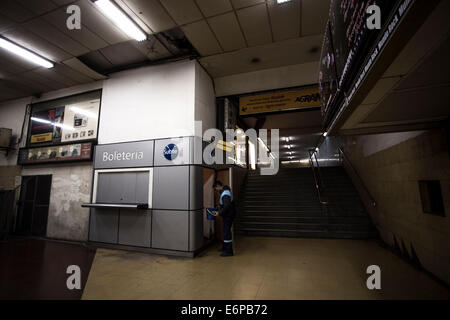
189 210 203 251
96 171 149 204
189 166 203 210
89 208 119 244
153 166 189 210
152 210 189 251
118 209 151 247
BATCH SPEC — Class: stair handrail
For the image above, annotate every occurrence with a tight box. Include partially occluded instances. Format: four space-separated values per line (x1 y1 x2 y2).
308 149 328 205
338 147 376 208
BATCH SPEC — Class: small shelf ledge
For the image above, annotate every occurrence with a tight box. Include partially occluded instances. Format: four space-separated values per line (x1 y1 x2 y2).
81 203 149 209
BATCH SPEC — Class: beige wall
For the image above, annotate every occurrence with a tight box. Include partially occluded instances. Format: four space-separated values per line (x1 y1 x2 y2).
21 163 93 242
342 128 450 284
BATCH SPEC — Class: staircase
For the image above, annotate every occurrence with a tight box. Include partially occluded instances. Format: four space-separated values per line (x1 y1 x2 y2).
235 166 377 239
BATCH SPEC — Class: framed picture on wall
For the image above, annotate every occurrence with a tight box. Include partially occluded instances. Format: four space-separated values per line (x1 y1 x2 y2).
27 90 101 148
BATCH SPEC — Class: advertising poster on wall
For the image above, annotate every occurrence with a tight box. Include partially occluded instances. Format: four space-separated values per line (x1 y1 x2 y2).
30 109 57 144
61 99 100 143
18 142 94 165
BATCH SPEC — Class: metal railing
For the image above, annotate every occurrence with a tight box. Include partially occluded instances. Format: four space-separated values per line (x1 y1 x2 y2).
338 147 376 208
308 149 328 205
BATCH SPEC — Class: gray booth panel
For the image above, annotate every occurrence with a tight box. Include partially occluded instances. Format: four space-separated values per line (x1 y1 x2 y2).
96 171 149 204
154 137 191 166
152 210 188 251
118 209 151 247
153 166 189 210
94 140 154 169
189 210 204 251
89 208 119 243
189 166 203 210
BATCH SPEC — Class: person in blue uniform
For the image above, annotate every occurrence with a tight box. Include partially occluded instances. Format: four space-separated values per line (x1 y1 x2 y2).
217 184 235 257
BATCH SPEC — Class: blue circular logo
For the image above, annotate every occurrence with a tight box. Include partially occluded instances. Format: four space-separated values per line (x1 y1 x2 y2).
163 143 178 160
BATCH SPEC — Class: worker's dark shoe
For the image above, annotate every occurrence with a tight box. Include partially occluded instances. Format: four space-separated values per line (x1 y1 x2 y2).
220 252 233 257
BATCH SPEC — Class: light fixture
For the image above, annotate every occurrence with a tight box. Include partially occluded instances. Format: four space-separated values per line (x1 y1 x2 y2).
31 117 74 131
323 132 328 137
277 0 291 4
94 0 147 41
0 38 53 68
70 106 98 119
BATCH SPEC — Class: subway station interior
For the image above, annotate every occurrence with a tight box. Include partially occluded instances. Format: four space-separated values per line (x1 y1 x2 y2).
0 0 449 302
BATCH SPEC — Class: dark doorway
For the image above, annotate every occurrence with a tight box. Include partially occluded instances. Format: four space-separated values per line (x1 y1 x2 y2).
0 190 15 240
16 175 52 237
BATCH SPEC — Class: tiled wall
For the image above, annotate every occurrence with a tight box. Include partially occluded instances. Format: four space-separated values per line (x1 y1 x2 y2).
342 128 450 284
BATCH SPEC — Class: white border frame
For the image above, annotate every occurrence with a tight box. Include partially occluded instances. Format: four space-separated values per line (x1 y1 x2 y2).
92 167 153 208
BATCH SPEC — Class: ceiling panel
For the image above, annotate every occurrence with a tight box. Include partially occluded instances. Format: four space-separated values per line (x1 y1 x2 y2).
0 49 37 73
34 66 79 87
268 0 300 42
4 73 55 94
15 0 57 15
22 18 90 57
0 13 16 32
208 12 246 51
123 0 176 33
196 0 232 17
236 3 272 47
53 63 95 84
42 8 109 51
19 69 66 91
231 0 265 9
0 81 29 101
395 35 450 91
160 0 203 25
51 0 76 5
78 51 115 73
2 26 71 62
76 0 130 45
301 0 329 36
363 85 450 123
132 36 172 61
0 0 35 23
99 41 148 66
181 20 222 56
201 34 322 77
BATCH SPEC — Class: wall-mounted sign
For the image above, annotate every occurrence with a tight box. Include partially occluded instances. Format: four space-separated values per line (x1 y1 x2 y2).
239 87 321 116
29 98 100 146
94 140 154 169
18 142 94 165
163 143 179 160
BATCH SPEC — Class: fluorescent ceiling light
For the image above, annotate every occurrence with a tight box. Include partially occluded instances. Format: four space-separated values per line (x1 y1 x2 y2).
0 38 53 68
70 106 98 119
94 0 146 42
31 117 74 131
277 0 291 3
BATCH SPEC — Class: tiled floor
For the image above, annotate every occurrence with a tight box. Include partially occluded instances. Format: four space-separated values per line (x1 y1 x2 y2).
82 237 450 300
0 238 96 299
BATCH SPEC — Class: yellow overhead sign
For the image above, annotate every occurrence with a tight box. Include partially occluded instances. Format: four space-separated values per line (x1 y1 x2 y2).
216 140 234 152
239 87 320 116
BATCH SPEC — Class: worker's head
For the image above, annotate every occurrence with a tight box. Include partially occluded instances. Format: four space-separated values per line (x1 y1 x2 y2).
214 181 223 191
222 185 231 191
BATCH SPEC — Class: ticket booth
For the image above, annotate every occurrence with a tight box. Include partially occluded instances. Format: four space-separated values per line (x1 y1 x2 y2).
85 137 211 257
